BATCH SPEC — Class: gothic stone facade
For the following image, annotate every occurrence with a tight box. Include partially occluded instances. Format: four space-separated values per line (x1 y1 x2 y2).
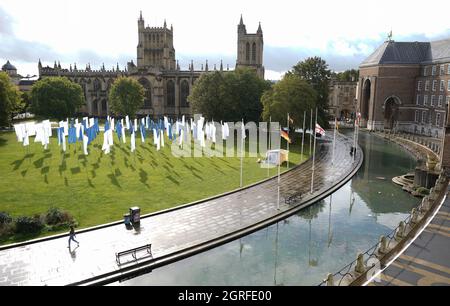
357 38 450 139
38 14 264 119
328 80 357 120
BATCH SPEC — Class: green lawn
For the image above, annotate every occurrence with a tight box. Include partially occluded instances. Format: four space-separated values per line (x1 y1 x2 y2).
0 128 309 243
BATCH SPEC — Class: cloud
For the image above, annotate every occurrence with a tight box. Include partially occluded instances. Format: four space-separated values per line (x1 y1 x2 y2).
0 6 59 63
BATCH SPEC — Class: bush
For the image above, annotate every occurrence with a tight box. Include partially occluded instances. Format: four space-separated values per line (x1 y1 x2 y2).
45 207 72 225
15 216 44 234
416 187 430 196
0 212 12 226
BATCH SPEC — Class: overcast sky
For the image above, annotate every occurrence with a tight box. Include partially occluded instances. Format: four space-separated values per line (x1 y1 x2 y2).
1 0 450 80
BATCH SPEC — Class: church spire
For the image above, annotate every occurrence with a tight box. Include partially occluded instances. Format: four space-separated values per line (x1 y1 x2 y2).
239 14 243 25
164 19 167 28
139 10 143 21
257 22 262 34
220 60 223 71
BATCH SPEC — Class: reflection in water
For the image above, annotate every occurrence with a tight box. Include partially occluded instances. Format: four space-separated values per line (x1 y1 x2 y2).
115 131 420 286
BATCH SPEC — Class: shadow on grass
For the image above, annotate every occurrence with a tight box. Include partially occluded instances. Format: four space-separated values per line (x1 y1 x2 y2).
41 166 50 175
166 175 180 185
139 168 150 188
0 137 7 147
87 178 95 188
59 160 67 176
108 173 121 188
70 167 81 175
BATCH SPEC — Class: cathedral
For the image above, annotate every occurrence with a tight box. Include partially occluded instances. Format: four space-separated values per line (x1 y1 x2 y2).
38 13 264 118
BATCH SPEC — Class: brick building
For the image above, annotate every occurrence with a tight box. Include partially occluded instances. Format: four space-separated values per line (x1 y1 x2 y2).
357 38 450 139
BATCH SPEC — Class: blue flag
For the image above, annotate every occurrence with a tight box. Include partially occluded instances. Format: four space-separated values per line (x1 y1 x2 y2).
140 124 146 140
68 125 77 144
105 120 110 132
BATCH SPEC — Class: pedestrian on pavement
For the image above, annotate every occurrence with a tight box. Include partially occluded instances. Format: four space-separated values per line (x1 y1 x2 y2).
68 225 79 248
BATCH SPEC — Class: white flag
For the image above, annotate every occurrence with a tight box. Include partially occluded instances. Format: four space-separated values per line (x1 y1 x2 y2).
102 131 110 154
83 134 89 155
131 130 136 152
160 129 165 148
134 118 138 132
125 115 130 130
23 130 29 146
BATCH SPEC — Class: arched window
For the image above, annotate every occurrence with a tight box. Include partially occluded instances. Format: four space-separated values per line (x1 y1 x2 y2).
93 79 101 91
245 43 250 61
138 78 152 108
92 100 98 114
101 100 107 116
252 42 256 62
180 80 190 107
167 80 175 107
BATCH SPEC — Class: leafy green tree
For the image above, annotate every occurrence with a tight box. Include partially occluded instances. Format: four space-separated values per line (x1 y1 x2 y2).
261 74 316 126
108 77 145 116
30 77 84 120
332 69 359 82
190 68 270 122
0 72 23 127
289 57 331 127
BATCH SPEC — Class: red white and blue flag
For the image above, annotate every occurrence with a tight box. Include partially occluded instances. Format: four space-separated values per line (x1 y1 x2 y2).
315 123 325 137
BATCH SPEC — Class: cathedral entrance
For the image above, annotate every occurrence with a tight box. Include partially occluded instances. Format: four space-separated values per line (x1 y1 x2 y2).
384 97 400 130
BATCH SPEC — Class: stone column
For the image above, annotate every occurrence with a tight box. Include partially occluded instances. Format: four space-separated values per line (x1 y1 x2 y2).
442 102 450 175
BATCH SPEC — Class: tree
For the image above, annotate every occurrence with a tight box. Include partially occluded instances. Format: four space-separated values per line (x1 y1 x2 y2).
0 72 23 127
332 69 359 82
289 57 331 128
190 68 270 122
108 77 144 116
30 77 84 120
261 74 317 126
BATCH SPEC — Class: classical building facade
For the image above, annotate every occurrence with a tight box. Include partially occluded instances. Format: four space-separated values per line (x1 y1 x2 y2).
2 60 36 92
328 79 357 120
357 38 450 139
38 14 264 118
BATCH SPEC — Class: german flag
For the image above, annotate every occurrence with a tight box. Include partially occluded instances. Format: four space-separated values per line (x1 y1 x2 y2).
280 129 292 143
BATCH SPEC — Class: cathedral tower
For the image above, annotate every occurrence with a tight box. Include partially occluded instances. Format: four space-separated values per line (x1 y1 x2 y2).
236 15 264 78
137 12 176 70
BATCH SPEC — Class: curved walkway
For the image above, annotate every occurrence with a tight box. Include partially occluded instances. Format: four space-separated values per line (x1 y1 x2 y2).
0 133 362 286
369 185 450 286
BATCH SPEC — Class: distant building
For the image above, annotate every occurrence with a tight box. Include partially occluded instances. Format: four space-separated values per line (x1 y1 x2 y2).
357 37 450 138
2 60 36 92
38 14 264 118
328 79 357 120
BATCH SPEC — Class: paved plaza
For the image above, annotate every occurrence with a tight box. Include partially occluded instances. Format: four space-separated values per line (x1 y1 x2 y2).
0 133 362 286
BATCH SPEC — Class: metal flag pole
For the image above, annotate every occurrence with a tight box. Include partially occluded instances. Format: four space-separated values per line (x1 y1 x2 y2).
240 118 244 187
287 113 290 169
268 116 271 177
309 109 313 156
439 103 447 170
310 107 318 194
332 117 337 166
277 147 281 210
301 110 305 162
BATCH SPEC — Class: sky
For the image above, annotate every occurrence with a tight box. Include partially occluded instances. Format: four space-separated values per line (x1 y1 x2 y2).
1 0 450 80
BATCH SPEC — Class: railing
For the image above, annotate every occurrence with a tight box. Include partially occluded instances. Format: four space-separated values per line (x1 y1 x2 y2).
318 171 448 286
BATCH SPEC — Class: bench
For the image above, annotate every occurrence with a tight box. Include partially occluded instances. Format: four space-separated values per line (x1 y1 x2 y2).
285 191 303 205
116 244 152 265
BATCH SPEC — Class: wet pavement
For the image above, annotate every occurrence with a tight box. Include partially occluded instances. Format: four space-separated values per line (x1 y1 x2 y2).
0 133 361 286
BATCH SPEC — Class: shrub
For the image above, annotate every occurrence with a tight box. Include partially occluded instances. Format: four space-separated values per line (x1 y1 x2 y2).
15 216 44 234
0 212 12 226
416 187 430 196
45 207 72 225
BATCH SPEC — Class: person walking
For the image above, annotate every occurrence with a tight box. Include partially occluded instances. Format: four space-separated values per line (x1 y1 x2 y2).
68 225 79 248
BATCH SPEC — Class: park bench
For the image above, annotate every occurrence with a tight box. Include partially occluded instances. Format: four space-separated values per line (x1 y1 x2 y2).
285 191 302 205
116 244 152 265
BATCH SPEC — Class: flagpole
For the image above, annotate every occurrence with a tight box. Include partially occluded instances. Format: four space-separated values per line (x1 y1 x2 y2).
332 117 337 166
310 107 318 194
287 113 290 169
277 147 280 210
240 118 244 187
309 109 313 156
301 110 305 162
268 116 271 178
